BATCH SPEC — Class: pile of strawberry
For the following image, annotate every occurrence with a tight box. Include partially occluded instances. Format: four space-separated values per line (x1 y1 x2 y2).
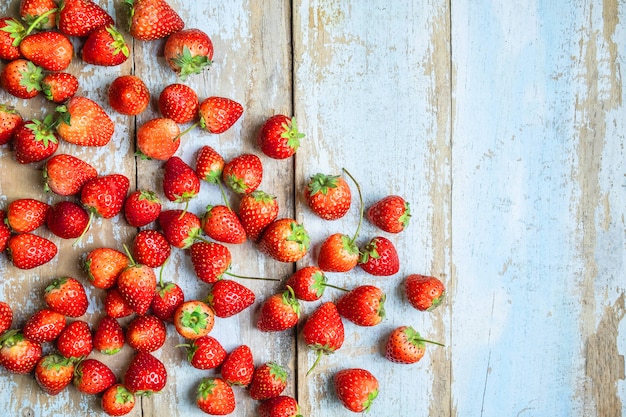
0 0 448 416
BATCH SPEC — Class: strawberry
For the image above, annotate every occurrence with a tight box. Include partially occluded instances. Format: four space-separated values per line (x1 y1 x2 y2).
0 302 13 335
82 24 130 66
157 209 201 249
127 0 185 41
202 205 246 244
258 395 303 417
132 229 170 268
0 211 10 253
367 195 411 233
83 247 129 290
206 279 255 318
34 353 75 395
124 351 167 395
189 241 231 284
0 330 42 374
44 276 88 318
124 190 161 227
12 116 59 164
126 314 166 353
304 173 351 220
56 320 93 361
46 201 90 239
238 190 279 242
0 104 22 145
257 287 300 332
222 153 263 194
249 362 288 401
336 285 385 327
195 377 235 415
285 266 331 302
19 0 58 31
0 17 25 60
19 31 73 71
220 344 254 387
198 96 243 134
333 368 379 413
404 274 445 311
116 252 157 316
180 335 226 370
159 83 198 124
151 277 185 323
104 288 135 319
164 28 213 80
108 75 150 116
43 153 98 196
301 302 344 375
101 384 136 416
358 236 400 276
385 325 444 364
195 145 224 182
173 300 215 340
136 117 181 160
258 218 310 263
56 96 115 147
93 316 125 355
0 59 43 99
57 0 114 37
73 358 116 395
81 173 130 219
6 198 50 233
258 115 304 159
23 309 66 343
41 72 79 104
7 233 57 269
163 156 200 210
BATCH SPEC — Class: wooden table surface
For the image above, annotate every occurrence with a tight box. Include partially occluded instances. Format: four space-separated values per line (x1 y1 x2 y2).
0 0 624 416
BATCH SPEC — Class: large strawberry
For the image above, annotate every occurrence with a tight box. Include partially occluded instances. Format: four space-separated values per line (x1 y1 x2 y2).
249 362 288 401
108 75 150 116
189 241 231 284
136 117 181 160
82 24 130 66
7 233 57 270
127 0 185 41
385 325 444 364
404 274 445 311
43 276 88 318
201 205 246 244
258 218 310 263
19 0 58 31
34 353 75 395
301 302 344 375
198 96 243 134
101 384 136 416
0 58 43 99
81 173 130 220
126 314 166 353
41 72 79 104
257 287 300 332
0 17 25 60
0 104 22 145
358 236 400 276
173 300 215 340
258 395 303 417
116 250 157 316
56 96 115 147
83 247 129 290
93 316 125 355
124 190 162 227
151 276 185 323
195 377 235 416
285 266 343 302
206 279 255 318
163 156 200 211
22 309 66 343
19 31 73 71
124 352 167 396
157 209 201 249
304 173 351 220
74 358 117 395
159 83 198 123
220 344 254 387
258 115 304 159
56 320 93 361
336 285 385 327
367 195 411 233
43 153 98 196
46 201 90 240
333 368 379 413
57 0 114 37
132 229 170 268
12 116 59 164
6 198 50 233
164 28 213 80
179 335 226 370
222 153 263 194
238 190 279 242
0 330 42 374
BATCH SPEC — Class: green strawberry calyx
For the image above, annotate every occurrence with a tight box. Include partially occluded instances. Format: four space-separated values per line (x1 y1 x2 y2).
286 222 311 252
307 173 340 196
181 305 210 335
280 117 304 151
404 326 445 348
173 45 212 82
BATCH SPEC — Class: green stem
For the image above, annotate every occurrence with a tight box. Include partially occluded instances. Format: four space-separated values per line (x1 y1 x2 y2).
25 8 58 35
217 181 231 211
322 283 349 292
306 350 324 376
225 271 280 282
420 338 446 347
72 211 93 248
342 168 363 244
176 121 200 140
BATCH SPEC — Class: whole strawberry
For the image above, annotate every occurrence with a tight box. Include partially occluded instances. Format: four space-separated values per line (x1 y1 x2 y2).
333 368 379 413
0 330 42 374
136 118 181 160
367 195 411 233
23 309 66 343
163 156 200 211
180 335 226 370
7 233 57 270
83 247 129 290
151 278 185 323
195 377 235 415
304 173 351 220
124 351 167 395
222 153 263 194
116 251 157 316
126 314 166 353
404 274 446 311
158 209 201 249
173 300 215 340
34 353 75 395
206 279 255 318
73 358 117 395
0 59 42 99
124 190 162 227
358 236 400 276
385 325 444 364
46 201 90 239
198 96 243 134
258 115 304 159
44 276 88 318
164 28 213 80
220 344 254 387
202 205 246 244
249 362 288 401
195 145 224 183
238 190 279 242
257 287 300 332
41 72 79 103
258 218 310 263
81 173 130 220
6 198 50 233
12 116 59 164
189 241 231 284
159 83 198 123
0 104 22 145
58 0 114 37
19 31 73 71
104 288 134 319
258 395 303 417
101 384 136 416
302 302 344 375
108 75 150 116
93 316 125 355
128 0 185 41
132 229 170 268
56 320 93 361
82 24 130 66
56 96 115 147
43 153 98 196
336 285 386 327
285 266 330 301
0 302 13 335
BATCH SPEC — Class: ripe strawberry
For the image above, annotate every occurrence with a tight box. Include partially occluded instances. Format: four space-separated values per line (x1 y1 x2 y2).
44 276 88 318
317 232 361 273
7 233 57 270
108 75 150 115
56 320 92 361
19 31 73 71
198 96 243 134
206 279 255 318
0 211 9 253
124 190 161 227
257 288 300 332
180 335 226 370
101 384 136 416
222 153 263 194
173 300 215 340
19 0 58 31
304 173 351 220
333 368 379 413
6 198 50 233
238 190 279 242
132 230 170 268
258 395 302 417
302 302 344 375
23 309 66 343
367 195 411 233
195 145 223 182
336 285 385 327
0 17 25 60
159 83 198 123
0 58 43 99
285 266 331 301
202 205 246 244
249 362 288 401
0 330 42 374
43 153 98 196
56 96 115 147
258 218 310 263
34 353 75 395
116 254 157 316
258 115 304 159
404 274 446 311
164 28 213 80
157 209 201 249
57 0 114 37
358 236 400 276
152 279 184 323
136 117 181 160
46 201 90 239
124 351 167 395
0 302 13 335
163 156 200 209
83 247 129 290
189 241 231 284
126 315 166 353
12 116 59 164
73 358 116 395
220 344 254 387
82 24 130 66
41 72 79 103
93 316 124 355
385 325 444 364
104 288 135 319
0 104 22 145
81 173 130 219
196 377 235 415
127 0 184 41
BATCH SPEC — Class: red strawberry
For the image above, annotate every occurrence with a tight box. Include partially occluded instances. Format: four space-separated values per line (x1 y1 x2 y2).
249 362 288 401
136 118 181 160
0 302 13 335
41 72 79 104
43 153 98 196
124 351 167 395
0 17 25 60
206 279 255 318
23 309 66 343
0 330 42 374
336 285 385 327
44 276 88 318
195 145 224 183
201 205 246 244
304 173 352 220
189 241 231 284
238 190 279 242
6 198 50 233
367 195 411 233
82 24 130 66
152 279 185 323
301 302 344 375
56 320 92 361
163 156 200 210
222 153 263 194
83 247 129 290
164 28 213 80
126 314 166 353
159 83 198 123
116 254 157 316
0 211 9 253
57 0 114 37
46 201 90 239
108 75 150 116
104 288 135 319
285 266 330 302
317 232 360 273
385 325 444 364
19 31 73 71
127 0 184 41
258 395 302 417
157 209 201 249
56 96 115 147
124 190 161 227
404 274 445 311
173 300 215 340
258 218 310 263
257 288 300 332
132 230 170 268
34 353 75 395
180 335 226 370
220 344 254 387
0 104 22 145
7 233 57 270
195 377 235 415
81 173 130 219
19 0 58 31
333 368 379 413
12 116 59 164
258 115 304 159
358 236 400 276
0 58 43 99
73 358 116 395
93 316 125 355
101 384 136 416
198 96 243 134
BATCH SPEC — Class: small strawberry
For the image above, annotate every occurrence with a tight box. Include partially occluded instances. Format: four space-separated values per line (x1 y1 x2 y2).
258 395 303 417
12 116 59 164
19 31 73 71
56 320 93 361
385 326 444 364
44 276 88 318
101 384 136 416
304 173 352 220
202 205 246 244
164 28 213 80
189 241 231 284
124 190 161 227
404 274 445 311
220 344 254 387
163 156 200 211
73 358 116 395
159 83 198 123
7 233 57 270
83 247 129 290
34 353 75 395
157 209 201 249
0 330 42 374
93 316 125 355
0 104 22 145
151 273 185 323
249 362 288 401
0 211 9 253
57 0 114 37
258 218 310 263
0 302 13 335
104 288 135 319
46 201 90 239
41 72 79 104
257 287 300 332
195 145 224 182
206 279 255 318
0 58 42 99
116 249 157 316
238 190 279 242
301 302 344 375
285 266 333 302
124 351 167 395
222 153 263 194
336 285 385 327
82 24 130 66
358 236 400 276
258 115 304 159
333 368 379 413
6 198 50 233
23 309 66 343
179 335 226 370
198 96 243 134
56 96 115 147
43 153 98 196
19 0 58 31
195 377 235 416
367 195 411 233
127 0 185 41
173 300 215 340
108 75 150 116
126 314 166 353
136 117 181 160
0 17 25 60
81 173 130 219
132 229 170 268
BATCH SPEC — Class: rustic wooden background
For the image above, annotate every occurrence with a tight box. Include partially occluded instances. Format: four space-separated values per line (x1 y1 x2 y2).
0 0 624 416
